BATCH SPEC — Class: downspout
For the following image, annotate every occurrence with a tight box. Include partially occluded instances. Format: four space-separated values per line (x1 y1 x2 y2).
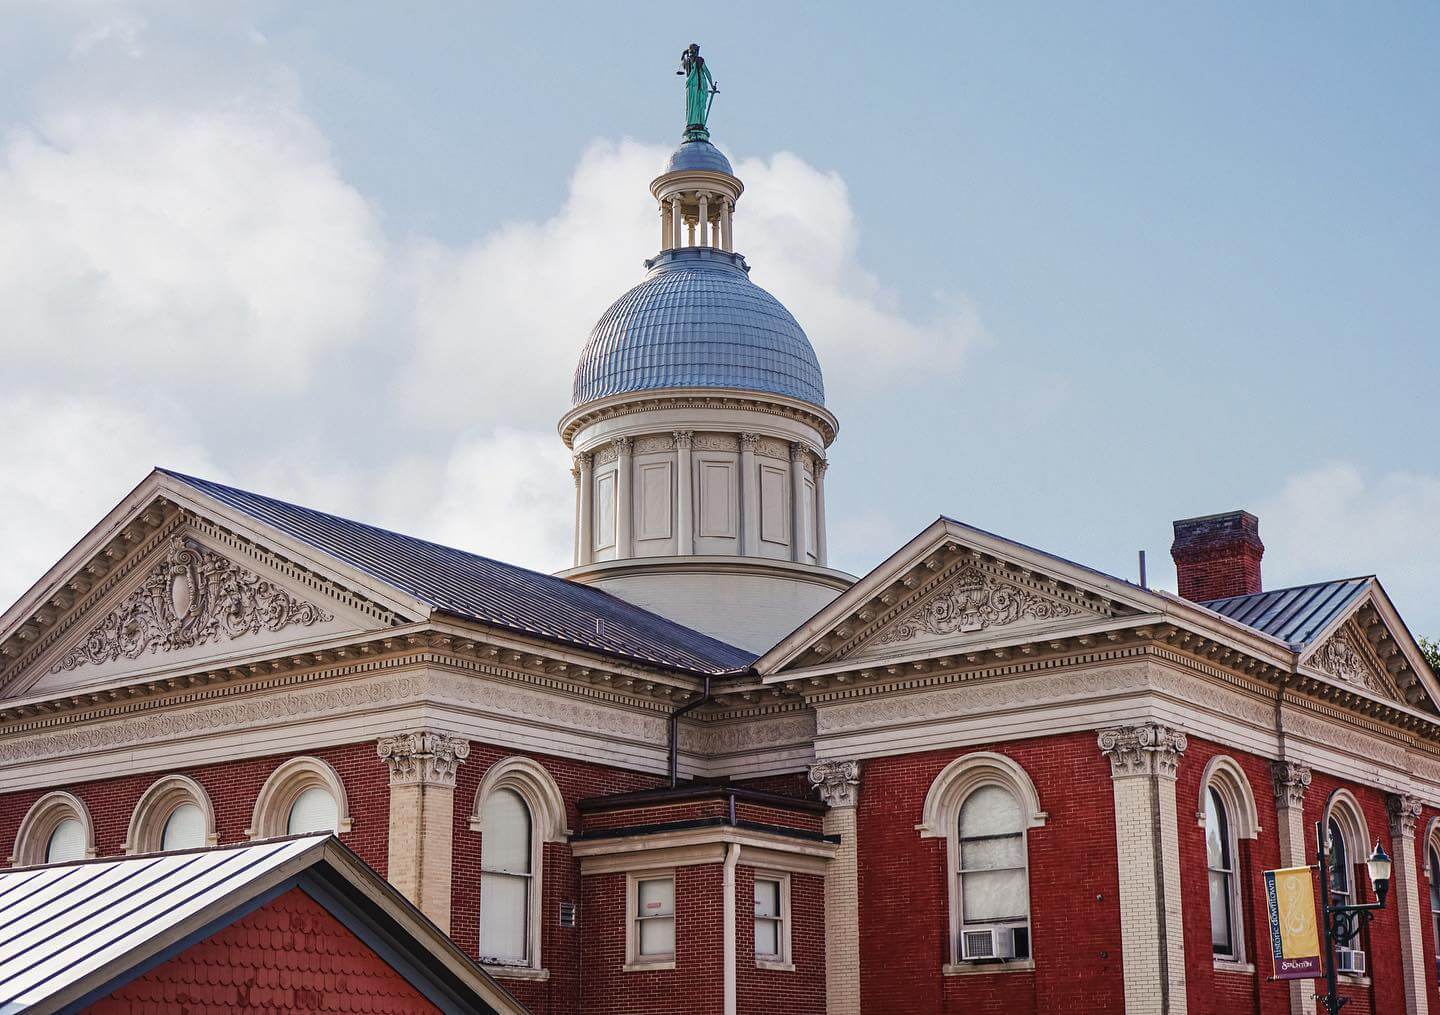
668 675 712 787
723 841 741 1015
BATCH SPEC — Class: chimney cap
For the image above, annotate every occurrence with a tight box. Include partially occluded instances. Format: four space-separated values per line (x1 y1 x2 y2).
1171 510 1263 556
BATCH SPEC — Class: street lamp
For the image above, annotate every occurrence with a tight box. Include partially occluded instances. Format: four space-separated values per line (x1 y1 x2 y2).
1315 818 1391 1014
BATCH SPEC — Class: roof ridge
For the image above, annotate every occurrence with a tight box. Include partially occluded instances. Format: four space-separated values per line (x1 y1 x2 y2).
1200 575 1374 606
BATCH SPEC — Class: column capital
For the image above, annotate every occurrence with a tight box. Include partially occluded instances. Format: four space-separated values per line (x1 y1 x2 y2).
815 457 829 476
809 759 861 808
672 430 694 449
1390 793 1424 837
1271 761 1313 809
1097 723 1187 780
377 730 471 787
612 436 632 455
739 432 760 451
790 442 807 462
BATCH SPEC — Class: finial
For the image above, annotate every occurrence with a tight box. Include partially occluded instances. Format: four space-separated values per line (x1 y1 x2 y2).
676 43 718 142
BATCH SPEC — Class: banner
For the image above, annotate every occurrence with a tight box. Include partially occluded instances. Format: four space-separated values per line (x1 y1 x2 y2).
1264 866 1323 980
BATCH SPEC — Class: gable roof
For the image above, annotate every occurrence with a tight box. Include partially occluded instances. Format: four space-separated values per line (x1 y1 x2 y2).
1201 578 1373 648
159 470 755 676
0 835 524 1015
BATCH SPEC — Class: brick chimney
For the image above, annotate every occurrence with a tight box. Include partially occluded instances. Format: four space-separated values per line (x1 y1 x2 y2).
1170 510 1264 602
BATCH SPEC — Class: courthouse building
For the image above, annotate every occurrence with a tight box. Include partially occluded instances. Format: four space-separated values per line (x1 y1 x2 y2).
3 61 1440 1015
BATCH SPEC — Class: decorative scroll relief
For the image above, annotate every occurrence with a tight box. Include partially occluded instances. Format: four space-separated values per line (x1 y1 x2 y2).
376 730 471 787
867 566 1078 650
1097 723 1187 780
1310 628 1399 701
51 538 332 673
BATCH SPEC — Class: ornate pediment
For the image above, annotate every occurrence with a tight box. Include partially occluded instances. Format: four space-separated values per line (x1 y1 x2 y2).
843 561 1107 662
1309 625 1401 702
51 536 334 674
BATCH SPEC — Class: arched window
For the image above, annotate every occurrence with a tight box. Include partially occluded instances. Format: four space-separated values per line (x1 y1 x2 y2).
480 789 533 965
1427 839 1440 985
1324 792 1370 955
917 752 1045 968
469 757 569 972
126 775 217 854
12 791 96 866
1206 788 1237 958
248 757 351 840
1197 756 1258 965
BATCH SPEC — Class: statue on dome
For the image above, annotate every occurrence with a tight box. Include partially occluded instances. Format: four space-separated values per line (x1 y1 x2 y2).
676 43 718 141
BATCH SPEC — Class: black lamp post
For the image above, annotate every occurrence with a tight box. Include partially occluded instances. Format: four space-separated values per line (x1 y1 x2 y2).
1314 818 1392 1014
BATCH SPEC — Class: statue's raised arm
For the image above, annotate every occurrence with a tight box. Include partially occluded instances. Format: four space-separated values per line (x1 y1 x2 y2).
677 43 718 141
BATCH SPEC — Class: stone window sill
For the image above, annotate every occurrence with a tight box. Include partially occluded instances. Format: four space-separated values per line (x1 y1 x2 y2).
623 960 677 973
756 959 796 972
943 959 1035 976
1213 959 1255 975
483 964 550 982
1339 973 1372 987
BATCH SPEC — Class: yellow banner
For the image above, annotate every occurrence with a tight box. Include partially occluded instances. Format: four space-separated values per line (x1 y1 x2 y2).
1264 866 1322 979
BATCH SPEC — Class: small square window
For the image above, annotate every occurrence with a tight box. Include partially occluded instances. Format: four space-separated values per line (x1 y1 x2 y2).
753 872 792 968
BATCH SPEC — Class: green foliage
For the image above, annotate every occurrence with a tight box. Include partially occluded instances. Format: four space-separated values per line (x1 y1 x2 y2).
1420 636 1440 675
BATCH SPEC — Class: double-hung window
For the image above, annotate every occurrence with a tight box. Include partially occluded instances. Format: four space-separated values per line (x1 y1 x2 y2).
956 784 1031 959
630 874 676 966
480 788 534 965
1429 844 1440 985
753 874 792 967
1206 787 1238 959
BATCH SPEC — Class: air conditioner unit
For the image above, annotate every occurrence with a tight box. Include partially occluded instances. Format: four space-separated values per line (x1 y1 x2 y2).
1335 948 1366 977
961 927 1016 962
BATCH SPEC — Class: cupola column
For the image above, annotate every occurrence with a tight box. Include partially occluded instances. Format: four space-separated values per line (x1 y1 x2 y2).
674 431 695 555
659 204 672 251
670 195 683 249
790 444 808 563
698 192 709 246
720 200 733 252
614 438 634 557
739 433 759 556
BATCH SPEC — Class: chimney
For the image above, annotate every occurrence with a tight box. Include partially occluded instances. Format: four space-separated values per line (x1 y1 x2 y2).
1170 510 1264 602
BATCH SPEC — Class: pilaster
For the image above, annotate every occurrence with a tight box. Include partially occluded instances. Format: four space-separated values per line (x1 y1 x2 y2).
614 437 633 558
789 444 808 563
674 431 694 555
1098 723 1189 1015
1390 793 1429 1015
1271 760 1312 1015
576 453 594 566
377 730 470 932
814 458 828 566
739 433 759 557
809 759 861 1015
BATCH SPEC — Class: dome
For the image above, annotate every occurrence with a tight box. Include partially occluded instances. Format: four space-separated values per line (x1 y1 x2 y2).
663 140 733 176
572 248 825 407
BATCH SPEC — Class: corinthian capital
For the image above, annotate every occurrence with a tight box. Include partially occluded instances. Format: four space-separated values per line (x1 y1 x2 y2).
809 759 861 808
377 730 471 787
672 430 693 449
1389 793 1424 837
1097 723 1187 780
1271 761 1312 809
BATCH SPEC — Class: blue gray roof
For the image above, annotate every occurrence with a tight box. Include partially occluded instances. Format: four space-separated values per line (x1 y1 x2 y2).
572 248 825 407
161 470 756 675
663 140 733 175
1202 577 1372 648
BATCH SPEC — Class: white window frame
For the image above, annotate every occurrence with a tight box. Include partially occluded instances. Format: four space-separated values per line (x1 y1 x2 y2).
753 870 793 971
1196 755 1260 970
625 870 677 971
11 791 97 866
247 756 352 840
469 756 569 978
125 774 218 855
1426 820 1440 987
1325 791 1371 969
917 752 1045 974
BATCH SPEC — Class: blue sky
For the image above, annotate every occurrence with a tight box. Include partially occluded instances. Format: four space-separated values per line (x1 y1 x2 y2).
1 3 1437 634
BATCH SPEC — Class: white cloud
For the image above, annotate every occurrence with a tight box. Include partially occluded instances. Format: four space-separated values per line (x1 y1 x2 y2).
0 96 382 392
1259 462 1440 633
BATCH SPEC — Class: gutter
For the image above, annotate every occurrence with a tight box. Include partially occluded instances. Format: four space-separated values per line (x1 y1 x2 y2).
723 841 740 1015
668 675 712 787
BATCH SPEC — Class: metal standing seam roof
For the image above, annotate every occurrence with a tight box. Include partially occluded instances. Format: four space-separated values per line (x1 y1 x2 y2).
159 470 755 675
572 248 825 408
662 140 734 175
1201 577 1373 648
0 836 324 1014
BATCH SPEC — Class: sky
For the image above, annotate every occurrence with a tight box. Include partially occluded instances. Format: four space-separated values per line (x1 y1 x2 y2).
1 2 1437 636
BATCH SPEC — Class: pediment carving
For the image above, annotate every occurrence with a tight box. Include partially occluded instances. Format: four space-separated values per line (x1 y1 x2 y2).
52 537 333 673
1310 627 1400 702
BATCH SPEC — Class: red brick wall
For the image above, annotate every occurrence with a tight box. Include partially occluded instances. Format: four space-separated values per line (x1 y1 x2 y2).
0 742 387 872
450 744 664 1014
736 865 826 1014
88 886 441 1014
581 864 726 1014
855 733 1125 1014
1418 805 1440 1015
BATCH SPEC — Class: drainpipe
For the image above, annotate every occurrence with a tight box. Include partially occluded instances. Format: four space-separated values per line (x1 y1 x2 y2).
723 841 741 1015
668 675 712 787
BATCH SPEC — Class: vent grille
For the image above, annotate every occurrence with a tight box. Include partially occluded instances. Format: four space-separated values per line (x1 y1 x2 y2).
559 900 577 929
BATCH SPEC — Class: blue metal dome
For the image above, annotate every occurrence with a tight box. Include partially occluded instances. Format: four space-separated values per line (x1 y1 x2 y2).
572 248 825 407
662 140 733 176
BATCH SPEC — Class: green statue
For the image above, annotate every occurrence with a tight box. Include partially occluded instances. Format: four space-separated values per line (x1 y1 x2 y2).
676 43 718 141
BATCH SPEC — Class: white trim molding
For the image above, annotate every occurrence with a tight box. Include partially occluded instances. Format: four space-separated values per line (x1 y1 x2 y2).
916 751 1047 839
1197 756 1260 839
625 868 678 972
124 774 218 854
11 790 97 866
247 755 352 839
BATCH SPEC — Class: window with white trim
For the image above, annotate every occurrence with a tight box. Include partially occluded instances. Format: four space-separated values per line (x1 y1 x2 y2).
46 819 85 863
1324 793 1370 959
628 873 676 966
12 791 96 866
754 873 792 967
1428 842 1440 985
955 784 1031 960
248 756 351 841
162 804 205 850
480 788 533 965
126 774 216 854
287 785 339 835
1205 787 1238 959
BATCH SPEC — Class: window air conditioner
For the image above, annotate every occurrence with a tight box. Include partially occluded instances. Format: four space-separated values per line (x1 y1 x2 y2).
1335 948 1366 977
961 927 1016 961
